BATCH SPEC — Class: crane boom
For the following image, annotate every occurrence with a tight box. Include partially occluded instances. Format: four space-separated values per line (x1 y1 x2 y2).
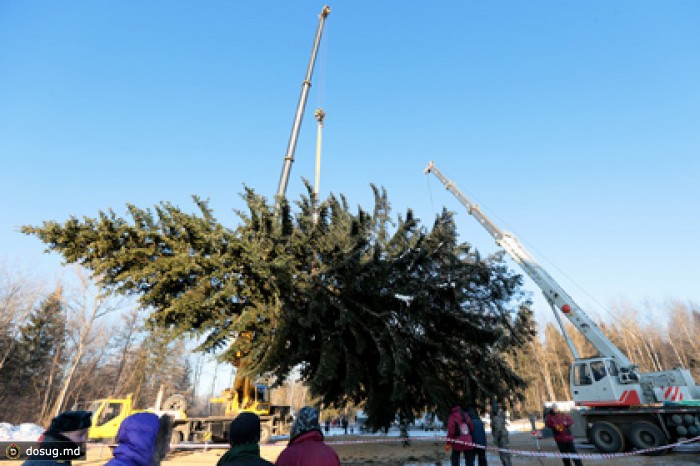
424 161 636 374
276 5 331 199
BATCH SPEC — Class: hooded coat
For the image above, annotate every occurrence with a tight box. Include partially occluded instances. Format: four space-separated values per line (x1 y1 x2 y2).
105 412 161 466
466 408 487 448
446 406 475 452
275 406 340 466
274 430 340 466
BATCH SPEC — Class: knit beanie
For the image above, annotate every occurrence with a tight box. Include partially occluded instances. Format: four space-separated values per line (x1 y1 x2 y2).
290 406 321 439
228 412 260 446
47 411 92 434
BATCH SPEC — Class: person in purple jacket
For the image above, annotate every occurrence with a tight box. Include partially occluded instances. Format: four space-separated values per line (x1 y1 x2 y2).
104 412 172 466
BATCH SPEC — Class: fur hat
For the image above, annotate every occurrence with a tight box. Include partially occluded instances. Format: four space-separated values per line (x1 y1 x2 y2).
48 411 92 434
228 412 260 446
291 406 321 439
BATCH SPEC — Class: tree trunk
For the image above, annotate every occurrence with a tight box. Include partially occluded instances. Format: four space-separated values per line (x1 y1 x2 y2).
52 345 84 416
40 347 63 423
112 310 140 396
531 341 555 401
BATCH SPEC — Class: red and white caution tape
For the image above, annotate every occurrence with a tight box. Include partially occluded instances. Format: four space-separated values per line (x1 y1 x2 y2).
442 435 700 460
163 434 700 460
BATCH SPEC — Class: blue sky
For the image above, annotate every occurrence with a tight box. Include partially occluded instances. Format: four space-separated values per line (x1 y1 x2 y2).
2 0 699 335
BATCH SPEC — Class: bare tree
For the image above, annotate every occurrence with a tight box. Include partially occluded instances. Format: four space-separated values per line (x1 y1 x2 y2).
51 268 120 416
0 260 44 370
530 339 556 402
111 308 143 396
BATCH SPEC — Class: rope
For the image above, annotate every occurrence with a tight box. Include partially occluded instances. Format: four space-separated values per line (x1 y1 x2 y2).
160 434 700 460
425 173 437 217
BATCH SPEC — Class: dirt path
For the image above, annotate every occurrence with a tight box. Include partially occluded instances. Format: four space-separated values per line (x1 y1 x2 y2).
90 432 700 465
3 432 697 465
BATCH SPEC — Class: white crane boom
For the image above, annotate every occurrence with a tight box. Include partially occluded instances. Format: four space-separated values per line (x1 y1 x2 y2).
276 6 331 200
424 161 636 375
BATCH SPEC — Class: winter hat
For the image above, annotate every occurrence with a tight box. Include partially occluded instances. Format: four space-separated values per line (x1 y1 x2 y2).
228 412 261 446
111 412 160 466
290 406 321 439
48 410 92 434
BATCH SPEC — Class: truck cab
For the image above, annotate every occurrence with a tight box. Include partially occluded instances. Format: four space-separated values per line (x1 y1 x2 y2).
571 358 642 407
87 395 138 440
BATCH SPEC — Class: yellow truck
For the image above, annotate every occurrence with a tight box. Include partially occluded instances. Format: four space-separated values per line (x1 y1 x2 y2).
83 393 187 441
85 394 144 440
83 386 290 444
171 380 291 444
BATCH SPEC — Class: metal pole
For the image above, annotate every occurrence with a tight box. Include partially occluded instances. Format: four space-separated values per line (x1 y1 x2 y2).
276 6 331 201
529 413 545 466
313 108 325 224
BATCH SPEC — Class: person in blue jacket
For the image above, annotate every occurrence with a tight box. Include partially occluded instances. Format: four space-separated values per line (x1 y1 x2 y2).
105 412 172 466
466 406 488 466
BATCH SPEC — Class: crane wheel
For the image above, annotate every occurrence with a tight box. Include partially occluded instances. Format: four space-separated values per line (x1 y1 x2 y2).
163 394 188 412
628 421 667 455
589 421 626 453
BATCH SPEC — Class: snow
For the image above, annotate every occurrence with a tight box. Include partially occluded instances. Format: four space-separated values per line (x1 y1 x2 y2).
0 423 45 441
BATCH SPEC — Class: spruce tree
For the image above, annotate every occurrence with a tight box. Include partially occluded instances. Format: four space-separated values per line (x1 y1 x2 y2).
4 290 67 422
15 291 66 379
23 184 535 428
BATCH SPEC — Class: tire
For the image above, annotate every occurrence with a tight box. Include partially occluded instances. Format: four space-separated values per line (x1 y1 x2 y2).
260 425 272 444
628 421 667 455
162 394 188 412
590 421 626 453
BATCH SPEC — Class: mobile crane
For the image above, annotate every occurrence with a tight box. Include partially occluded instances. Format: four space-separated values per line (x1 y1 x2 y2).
425 161 700 453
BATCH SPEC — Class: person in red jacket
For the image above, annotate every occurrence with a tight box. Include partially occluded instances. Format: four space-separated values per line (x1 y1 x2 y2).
446 405 475 466
544 404 583 466
275 406 340 466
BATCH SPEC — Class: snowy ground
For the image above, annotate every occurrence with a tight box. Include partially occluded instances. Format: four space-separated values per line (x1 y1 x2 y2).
0 423 44 441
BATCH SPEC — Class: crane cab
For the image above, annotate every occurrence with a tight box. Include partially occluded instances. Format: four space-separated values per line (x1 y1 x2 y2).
570 358 642 407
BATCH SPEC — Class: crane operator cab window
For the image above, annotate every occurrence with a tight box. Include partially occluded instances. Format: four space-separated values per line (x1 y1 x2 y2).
255 384 269 403
590 361 607 382
254 384 271 411
574 363 593 385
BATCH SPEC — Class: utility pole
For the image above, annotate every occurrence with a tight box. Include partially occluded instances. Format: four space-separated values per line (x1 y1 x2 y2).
313 108 325 224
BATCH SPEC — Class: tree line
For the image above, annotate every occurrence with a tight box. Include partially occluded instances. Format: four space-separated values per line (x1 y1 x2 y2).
0 264 190 425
